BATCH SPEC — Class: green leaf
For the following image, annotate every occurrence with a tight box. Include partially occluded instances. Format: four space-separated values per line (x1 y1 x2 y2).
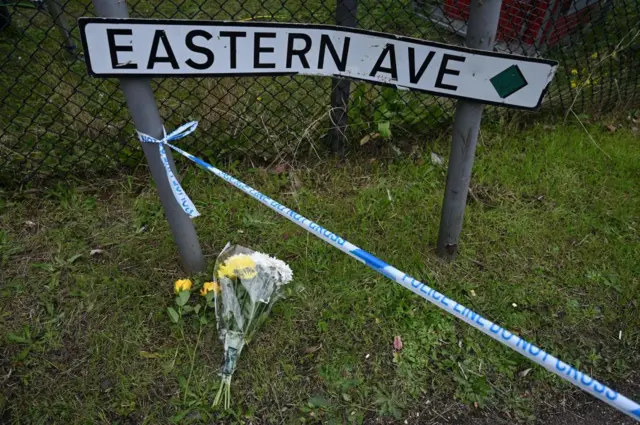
378 121 391 139
307 395 329 408
16 347 31 361
7 333 30 344
199 316 208 325
182 305 194 313
167 307 179 323
169 410 188 423
176 291 190 307
205 291 215 303
317 320 329 333
194 304 201 314
139 351 162 359
67 253 83 264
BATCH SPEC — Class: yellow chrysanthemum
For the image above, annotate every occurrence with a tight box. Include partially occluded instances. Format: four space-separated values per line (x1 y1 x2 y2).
200 281 220 296
217 254 257 280
570 81 577 88
174 279 192 293
571 69 578 75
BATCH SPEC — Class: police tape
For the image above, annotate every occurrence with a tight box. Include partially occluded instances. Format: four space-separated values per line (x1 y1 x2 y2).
137 122 200 219
138 121 640 421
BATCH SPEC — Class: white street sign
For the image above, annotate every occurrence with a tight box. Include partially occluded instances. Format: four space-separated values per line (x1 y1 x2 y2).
79 18 558 110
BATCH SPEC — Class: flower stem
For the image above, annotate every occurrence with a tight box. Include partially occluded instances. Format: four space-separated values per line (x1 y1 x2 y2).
213 381 224 407
183 304 207 404
212 375 232 409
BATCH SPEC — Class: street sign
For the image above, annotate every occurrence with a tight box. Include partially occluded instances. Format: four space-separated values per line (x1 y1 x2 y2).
79 18 558 110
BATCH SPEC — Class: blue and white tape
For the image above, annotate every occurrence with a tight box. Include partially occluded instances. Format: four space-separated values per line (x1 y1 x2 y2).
137 122 200 219
139 121 640 421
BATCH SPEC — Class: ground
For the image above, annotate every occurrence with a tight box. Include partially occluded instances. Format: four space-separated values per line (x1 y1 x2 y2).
1 119 639 424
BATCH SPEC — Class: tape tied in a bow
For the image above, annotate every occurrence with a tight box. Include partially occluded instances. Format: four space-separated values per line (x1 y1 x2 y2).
137 121 200 219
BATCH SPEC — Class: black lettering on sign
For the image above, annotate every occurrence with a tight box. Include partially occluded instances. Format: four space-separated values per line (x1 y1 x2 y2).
147 29 179 69
254 32 277 69
286 33 312 69
106 28 137 69
318 34 350 71
408 48 435 84
369 43 397 80
185 30 214 70
435 54 465 91
220 31 246 69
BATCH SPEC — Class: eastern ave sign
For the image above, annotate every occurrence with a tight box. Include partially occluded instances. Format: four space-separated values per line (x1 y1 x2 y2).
79 18 558 110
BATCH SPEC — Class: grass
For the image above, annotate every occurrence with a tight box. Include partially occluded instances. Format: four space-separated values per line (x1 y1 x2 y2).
1 118 639 424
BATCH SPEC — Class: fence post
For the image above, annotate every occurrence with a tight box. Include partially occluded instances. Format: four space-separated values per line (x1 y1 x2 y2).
0 5 10 31
89 0 206 273
436 0 503 261
43 0 76 54
329 0 358 156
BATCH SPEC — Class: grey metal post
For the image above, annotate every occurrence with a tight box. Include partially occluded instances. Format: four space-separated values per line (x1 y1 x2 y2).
43 0 76 54
329 0 358 156
90 0 206 273
436 0 503 261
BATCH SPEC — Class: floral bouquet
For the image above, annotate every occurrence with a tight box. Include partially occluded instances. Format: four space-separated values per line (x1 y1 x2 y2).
212 243 293 408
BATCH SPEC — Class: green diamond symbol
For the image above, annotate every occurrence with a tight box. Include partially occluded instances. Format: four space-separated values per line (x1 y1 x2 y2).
490 65 528 99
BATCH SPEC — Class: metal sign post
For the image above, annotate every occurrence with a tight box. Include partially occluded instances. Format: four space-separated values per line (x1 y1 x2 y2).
43 0 76 54
436 0 505 260
90 0 205 273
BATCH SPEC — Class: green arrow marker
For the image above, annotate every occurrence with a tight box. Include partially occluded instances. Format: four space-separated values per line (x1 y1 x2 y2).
490 65 528 99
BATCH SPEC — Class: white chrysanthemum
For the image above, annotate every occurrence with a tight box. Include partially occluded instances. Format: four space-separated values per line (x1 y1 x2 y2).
250 251 293 286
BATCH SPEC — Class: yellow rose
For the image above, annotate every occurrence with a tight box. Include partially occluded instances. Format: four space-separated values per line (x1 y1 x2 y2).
200 281 220 296
174 279 192 293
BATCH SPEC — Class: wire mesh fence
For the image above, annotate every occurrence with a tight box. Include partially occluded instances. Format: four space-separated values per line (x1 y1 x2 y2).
0 0 638 186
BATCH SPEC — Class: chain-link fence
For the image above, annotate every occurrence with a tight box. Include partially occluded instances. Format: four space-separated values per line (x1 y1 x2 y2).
0 0 638 186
